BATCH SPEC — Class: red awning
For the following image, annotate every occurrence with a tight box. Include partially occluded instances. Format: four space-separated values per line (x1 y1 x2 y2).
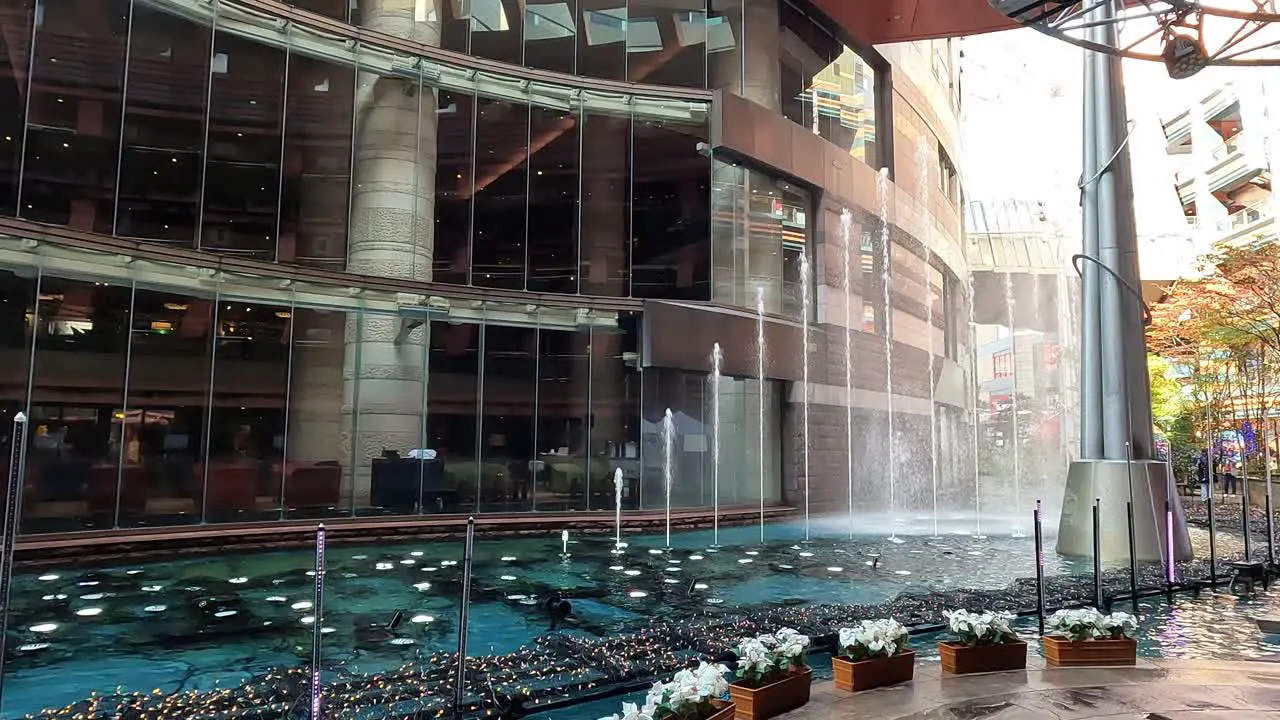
813 0 1018 45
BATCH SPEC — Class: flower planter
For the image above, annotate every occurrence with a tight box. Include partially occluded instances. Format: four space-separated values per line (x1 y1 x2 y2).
729 666 812 720
1042 635 1137 667
938 640 1027 675
704 702 737 720
832 651 915 692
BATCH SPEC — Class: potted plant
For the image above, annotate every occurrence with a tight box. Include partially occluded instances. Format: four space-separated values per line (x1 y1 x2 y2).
599 661 734 720
1042 608 1138 667
938 610 1027 675
728 628 812 720
832 618 915 692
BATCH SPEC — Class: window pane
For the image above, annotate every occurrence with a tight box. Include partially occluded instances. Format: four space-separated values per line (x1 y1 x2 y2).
640 367 704 510
479 323 536 511
205 297 291 522
0 269 35 528
25 275 131 533
579 0 625 81
525 0 577 74
706 0 743 95
441 0 471 54
199 28 286 260
578 106 630 296
627 0 706 88
471 97 528 290
631 116 709 299
284 306 348 518
432 89 474 285
527 104 579 294
0 0 34 215
469 0 522 64
290 0 348 21
535 325 589 510
428 318 480 510
350 310 428 516
116 5 210 244
279 50 354 270
589 322 640 509
122 286 216 528
20 0 128 233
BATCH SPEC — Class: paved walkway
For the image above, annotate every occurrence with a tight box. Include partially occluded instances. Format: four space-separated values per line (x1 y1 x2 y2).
783 656 1280 719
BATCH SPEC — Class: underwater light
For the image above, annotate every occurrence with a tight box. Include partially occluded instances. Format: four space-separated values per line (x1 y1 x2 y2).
38 574 58 581
410 551 424 557
75 608 103 617
144 605 166 613
413 582 432 591
291 601 313 610
688 555 703 560
30 623 57 633
738 559 753 564
17 643 49 652
300 615 316 624
213 610 237 618
628 590 647 598
500 575 517 581
229 577 248 584
624 570 641 576
411 614 434 623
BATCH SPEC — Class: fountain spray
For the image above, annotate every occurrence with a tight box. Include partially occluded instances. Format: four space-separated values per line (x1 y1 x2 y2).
1004 271 1024 537
876 167 897 539
711 342 723 547
801 250 812 542
840 208 855 539
561 529 569 557
917 141 939 538
756 286 766 543
968 275 985 539
663 408 675 549
613 468 624 551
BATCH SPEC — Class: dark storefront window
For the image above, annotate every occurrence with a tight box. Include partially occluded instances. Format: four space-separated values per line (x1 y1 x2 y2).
631 112 710 300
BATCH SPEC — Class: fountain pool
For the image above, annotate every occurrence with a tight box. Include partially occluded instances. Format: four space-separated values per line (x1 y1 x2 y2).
0 519 1241 718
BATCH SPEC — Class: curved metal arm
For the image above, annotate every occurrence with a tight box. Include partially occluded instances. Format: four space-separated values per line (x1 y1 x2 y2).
1078 119 1137 192
1071 253 1152 326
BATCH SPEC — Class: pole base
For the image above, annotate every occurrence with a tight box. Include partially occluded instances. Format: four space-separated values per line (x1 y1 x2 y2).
1056 459 1192 562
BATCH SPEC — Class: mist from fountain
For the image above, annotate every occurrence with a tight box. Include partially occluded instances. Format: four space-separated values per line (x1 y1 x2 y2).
968 274 985 539
917 142 940 538
840 208 855 539
663 408 674 549
756 286 767 543
876 168 898 540
801 251 812 542
1004 271 1025 537
710 342 723 547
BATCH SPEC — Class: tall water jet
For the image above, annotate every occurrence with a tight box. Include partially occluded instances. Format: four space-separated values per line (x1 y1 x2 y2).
968 274 985 538
756 286 767 543
613 468 625 551
876 167 898 537
1004 271 1024 536
710 342 723 547
840 208 855 538
917 142 939 538
663 408 675 549
800 250 812 542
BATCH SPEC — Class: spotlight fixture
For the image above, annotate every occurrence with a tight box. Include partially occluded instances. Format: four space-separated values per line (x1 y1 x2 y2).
1162 32 1209 79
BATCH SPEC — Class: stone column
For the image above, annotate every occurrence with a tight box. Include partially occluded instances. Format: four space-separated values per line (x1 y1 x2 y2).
708 0 780 111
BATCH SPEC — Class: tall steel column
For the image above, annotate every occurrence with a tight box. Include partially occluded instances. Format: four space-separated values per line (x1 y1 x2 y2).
1056 0 1190 562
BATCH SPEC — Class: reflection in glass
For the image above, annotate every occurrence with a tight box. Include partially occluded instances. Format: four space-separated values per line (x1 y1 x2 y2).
471 97 529 290
578 107 631 297
284 307 348 518
527 104 580 294
116 6 210 243
631 116 710 300
200 30 286 260
588 322 640 509
627 0 706 88
432 90 475 285
20 0 128 233
0 0 33 216
25 276 131 532
205 298 291 522
525 0 577 74
479 324 536 511
428 319 480 510
535 326 589 510
123 286 216 527
579 0 626 81
469 0 522 65
1 269 33 524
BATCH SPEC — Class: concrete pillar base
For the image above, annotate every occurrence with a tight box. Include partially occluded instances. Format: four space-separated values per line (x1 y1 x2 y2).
1056 459 1192 563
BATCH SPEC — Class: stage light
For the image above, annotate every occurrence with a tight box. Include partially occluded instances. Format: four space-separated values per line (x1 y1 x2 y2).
1162 32 1209 79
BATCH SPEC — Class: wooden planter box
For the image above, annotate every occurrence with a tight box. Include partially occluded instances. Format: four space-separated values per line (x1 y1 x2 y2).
1042 635 1137 667
832 650 916 692
729 666 812 720
938 640 1027 675
704 702 736 720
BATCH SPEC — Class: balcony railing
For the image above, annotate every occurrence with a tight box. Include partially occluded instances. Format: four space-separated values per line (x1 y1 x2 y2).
1210 133 1244 161
1229 200 1269 231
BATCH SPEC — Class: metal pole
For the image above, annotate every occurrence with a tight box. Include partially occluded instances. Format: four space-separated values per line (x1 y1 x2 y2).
1126 500 1139 614
1165 498 1175 601
1034 499 1045 635
1093 497 1102 608
0 413 29 708
310 523 326 720
454 516 476 716
1079 17 1103 460
1208 489 1218 586
1244 472 1253 562
1266 427 1275 566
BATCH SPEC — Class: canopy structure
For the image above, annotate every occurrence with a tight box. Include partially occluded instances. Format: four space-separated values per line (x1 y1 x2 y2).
811 0 1017 44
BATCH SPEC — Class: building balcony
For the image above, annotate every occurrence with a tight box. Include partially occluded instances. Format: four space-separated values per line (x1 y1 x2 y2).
1185 199 1276 249
1173 133 1267 207
1161 87 1236 151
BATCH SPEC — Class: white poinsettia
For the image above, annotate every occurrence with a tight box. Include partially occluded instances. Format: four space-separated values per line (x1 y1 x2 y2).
734 629 811 688
944 609 1017 647
598 700 656 720
633 661 730 720
1048 608 1138 642
837 618 910 661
